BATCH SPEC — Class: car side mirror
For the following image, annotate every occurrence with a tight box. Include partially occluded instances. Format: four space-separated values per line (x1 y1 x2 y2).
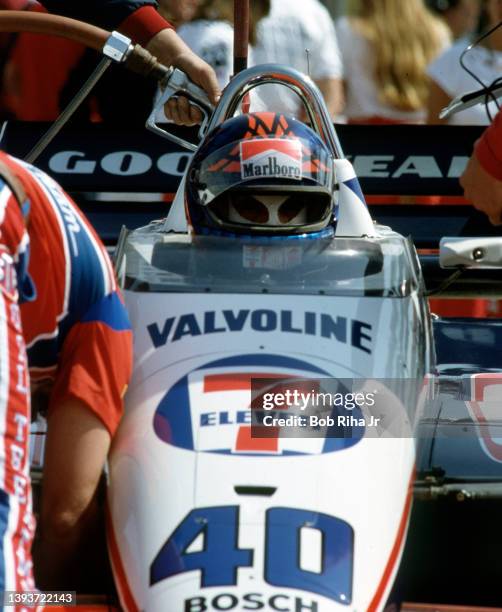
440 237 502 269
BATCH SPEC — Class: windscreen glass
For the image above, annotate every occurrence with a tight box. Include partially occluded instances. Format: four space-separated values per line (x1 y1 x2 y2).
123 227 418 297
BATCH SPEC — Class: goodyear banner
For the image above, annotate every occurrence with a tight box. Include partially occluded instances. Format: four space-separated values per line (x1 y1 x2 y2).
1 121 484 196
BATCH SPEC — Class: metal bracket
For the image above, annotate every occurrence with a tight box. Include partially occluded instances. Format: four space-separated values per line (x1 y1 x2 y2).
102 31 133 63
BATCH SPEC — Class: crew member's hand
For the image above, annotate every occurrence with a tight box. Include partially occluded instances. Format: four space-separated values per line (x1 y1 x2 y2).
146 28 221 126
460 152 502 225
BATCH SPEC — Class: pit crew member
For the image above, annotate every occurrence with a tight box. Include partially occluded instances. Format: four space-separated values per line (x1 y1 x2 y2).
0 162 36 603
0 152 133 590
460 108 502 224
38 0 221 125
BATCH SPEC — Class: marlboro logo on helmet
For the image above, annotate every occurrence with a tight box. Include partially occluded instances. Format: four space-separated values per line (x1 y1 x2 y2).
240 139 302 181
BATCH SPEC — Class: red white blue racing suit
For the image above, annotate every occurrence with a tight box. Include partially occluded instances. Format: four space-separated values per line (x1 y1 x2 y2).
0 166 36 602
0 153 133 437
0 152 132 610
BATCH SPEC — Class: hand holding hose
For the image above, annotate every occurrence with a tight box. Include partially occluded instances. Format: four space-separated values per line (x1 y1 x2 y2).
146 28 221 126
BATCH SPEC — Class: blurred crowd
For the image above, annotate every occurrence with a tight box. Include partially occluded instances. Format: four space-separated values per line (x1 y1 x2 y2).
0 0 500 126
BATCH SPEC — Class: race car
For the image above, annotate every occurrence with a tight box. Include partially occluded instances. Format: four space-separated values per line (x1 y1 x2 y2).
1 12 501 611
105 65 501 611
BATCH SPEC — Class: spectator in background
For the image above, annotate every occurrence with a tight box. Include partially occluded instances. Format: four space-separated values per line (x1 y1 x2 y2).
177 0 235 90
176 0 270 89
427 0 502 125
427 0 482 39
336 0 450 124
158 0 200 28
251 0 344 120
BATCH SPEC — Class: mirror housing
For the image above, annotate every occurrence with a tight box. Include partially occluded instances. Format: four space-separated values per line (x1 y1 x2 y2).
440 237 502 269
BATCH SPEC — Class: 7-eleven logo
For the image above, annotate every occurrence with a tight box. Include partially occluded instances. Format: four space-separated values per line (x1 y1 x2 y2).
154 354 332 456
202 372 285 453
195 372 321 454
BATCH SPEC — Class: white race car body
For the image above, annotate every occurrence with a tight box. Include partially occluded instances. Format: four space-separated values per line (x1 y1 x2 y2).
108 224 433 611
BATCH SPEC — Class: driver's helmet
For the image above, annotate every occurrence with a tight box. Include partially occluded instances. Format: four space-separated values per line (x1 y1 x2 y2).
185 112 336 237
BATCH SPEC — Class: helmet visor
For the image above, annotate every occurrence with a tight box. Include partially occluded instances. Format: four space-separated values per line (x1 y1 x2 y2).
193 137 335 206
209 190 333 234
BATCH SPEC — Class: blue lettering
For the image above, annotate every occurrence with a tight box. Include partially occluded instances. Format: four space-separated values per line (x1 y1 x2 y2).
251 310 277 332
213 594 238 610
281 311 302 333
201 413 217 426
173 314 202 341
148 317 175 348
305 312 316 335
237 410 250 424
295 598 318 611
223 309 250 331
184 596 207 612
204 311 225 334
320 314 347 343
352 321 372 354
270 595 290 611
200 412 250 426
243 593 265 609
149 311 372 355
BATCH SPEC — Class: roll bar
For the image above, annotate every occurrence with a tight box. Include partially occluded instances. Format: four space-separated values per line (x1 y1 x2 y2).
207 64 345 158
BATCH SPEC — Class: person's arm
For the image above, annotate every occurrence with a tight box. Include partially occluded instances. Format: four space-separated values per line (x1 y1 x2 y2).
425 42 458 125
33 399 112 590
315 78 344 120
474 109 502 181
39 0 221 123
33 294 133 590
426 80 451 125
460 109 502 224
312 11 344 121
39 1 162 36
147 27 221 124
